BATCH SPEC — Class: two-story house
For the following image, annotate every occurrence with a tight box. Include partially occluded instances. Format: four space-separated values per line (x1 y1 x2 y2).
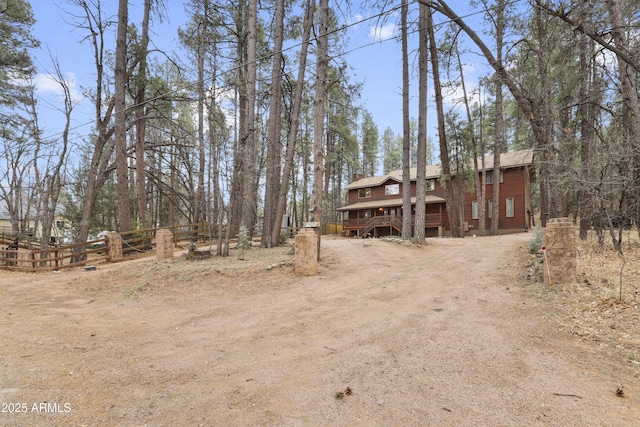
337 149 535 237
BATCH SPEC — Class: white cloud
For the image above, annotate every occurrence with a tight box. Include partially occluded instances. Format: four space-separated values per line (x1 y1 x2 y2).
34 72 83 104
348 13 364 28
368 22 396 41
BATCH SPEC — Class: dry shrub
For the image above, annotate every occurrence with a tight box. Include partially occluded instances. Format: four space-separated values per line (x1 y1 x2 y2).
551 231 640 374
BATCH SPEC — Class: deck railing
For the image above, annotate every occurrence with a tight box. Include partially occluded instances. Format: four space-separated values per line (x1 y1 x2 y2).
343 214 445 231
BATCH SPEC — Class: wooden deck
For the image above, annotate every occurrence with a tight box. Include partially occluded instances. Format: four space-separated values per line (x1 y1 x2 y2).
343 214 445 237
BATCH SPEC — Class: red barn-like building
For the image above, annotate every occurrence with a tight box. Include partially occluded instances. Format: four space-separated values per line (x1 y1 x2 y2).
337 149 535 237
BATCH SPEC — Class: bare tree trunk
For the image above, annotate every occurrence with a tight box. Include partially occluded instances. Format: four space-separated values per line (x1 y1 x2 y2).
480 92 488 234
193 0 209 226
312 0 329 258
578 0 595 238
134 0 151 227
272 0 315 245
39 59 72 250
460 50 486 236
427 6 460 237
208 94 224 254
261 0 286 248
401 0 412 240
70 0 116 255
115 0 131 232
535 1 554 226
168 140 176 226
228 87 242 249
490 0 505 236
606 0 640 226
413 2 428 245
241 0 258 235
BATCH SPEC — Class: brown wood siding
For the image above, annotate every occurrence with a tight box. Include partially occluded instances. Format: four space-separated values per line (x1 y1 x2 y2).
464 167 529 232
344 165 531 233
347 178 446 206
347 180 407 204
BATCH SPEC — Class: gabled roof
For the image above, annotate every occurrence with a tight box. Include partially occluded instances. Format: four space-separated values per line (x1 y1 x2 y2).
346 149 534 190
481 149 534 169
347 174 402 189
347 165 439 190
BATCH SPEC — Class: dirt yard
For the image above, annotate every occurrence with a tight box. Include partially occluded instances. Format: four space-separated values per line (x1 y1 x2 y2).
1 232 639 426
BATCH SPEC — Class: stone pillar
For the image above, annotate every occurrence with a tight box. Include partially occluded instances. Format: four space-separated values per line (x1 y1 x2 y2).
106 232 123 262
543 217 576 284
156 229 174 260
295 228 318 276
17 248 31 269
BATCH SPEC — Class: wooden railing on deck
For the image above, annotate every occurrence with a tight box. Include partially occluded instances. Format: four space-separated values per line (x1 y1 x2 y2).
343 214 445 234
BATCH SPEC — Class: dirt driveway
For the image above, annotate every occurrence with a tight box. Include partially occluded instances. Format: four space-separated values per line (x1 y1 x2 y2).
1 233 638 426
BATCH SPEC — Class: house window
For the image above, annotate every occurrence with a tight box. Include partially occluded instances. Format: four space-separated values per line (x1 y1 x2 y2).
426 179 436 191
385 183 399 196
488 199 493 218
472 201 479 219
56 220 66 229
358 210 371 219
506 197 515 217
485 170 503 184
358 188 371 199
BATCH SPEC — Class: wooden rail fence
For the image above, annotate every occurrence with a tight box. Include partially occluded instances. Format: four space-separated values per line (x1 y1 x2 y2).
0 222 207 272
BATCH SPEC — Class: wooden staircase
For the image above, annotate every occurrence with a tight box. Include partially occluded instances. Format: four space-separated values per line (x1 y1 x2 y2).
359 216 403 237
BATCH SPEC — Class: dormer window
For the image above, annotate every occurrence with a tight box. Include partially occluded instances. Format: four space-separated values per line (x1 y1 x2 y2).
358 188 371 198
385 184 399 196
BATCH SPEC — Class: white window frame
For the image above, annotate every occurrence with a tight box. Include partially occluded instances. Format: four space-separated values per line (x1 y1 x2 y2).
506 197 515 218
426 179 436 191
472 201 479 219
485 170 503 185
358 188 371 199
385 183 400 196
488 199 493 218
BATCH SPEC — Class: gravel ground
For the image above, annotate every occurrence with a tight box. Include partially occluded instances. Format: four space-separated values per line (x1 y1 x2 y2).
0 233 638 426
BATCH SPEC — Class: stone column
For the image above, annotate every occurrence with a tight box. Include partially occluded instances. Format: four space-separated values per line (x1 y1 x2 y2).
17 248 32 269
106 232 123 262
543 217 576 284
156 229 174 260
295 228 318 276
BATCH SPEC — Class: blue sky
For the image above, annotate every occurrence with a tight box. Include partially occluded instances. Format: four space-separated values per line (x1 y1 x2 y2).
28 1 488 159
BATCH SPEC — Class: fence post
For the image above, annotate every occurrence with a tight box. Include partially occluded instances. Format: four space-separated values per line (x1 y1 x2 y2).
17 249 30 270
172 225 177 246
